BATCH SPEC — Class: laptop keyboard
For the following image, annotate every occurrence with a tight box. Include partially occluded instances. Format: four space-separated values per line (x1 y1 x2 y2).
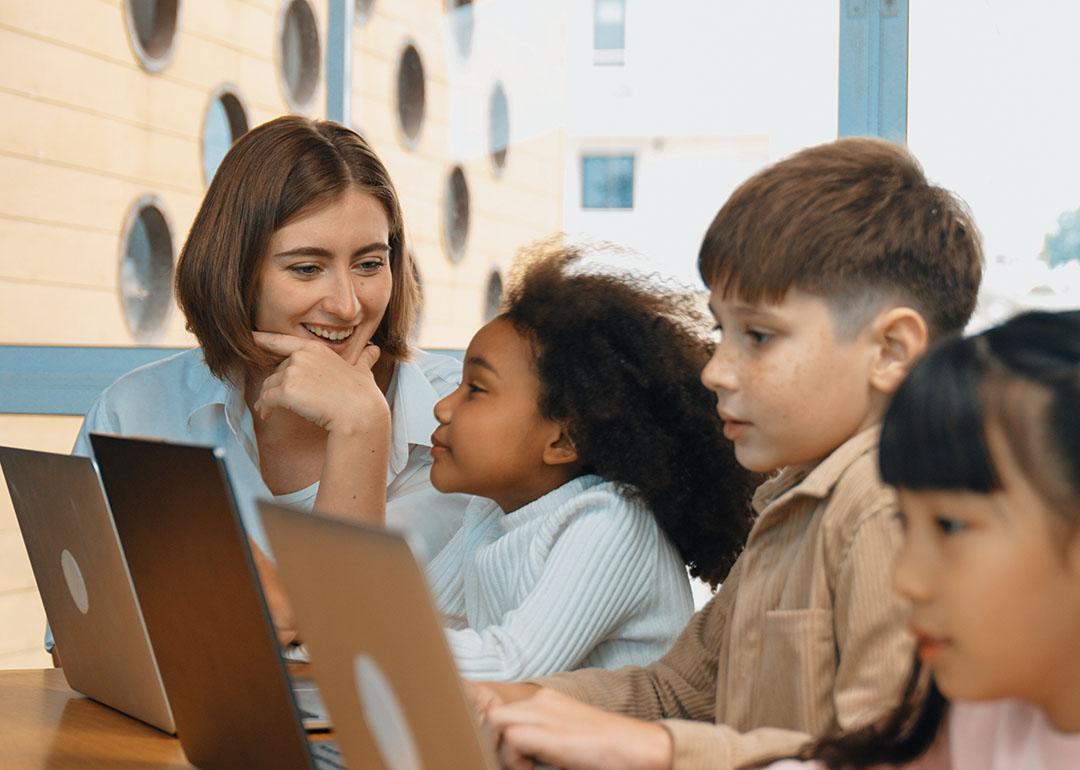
311 741 345 769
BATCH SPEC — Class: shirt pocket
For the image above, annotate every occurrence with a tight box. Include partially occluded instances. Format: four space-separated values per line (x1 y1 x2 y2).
755 608 836 736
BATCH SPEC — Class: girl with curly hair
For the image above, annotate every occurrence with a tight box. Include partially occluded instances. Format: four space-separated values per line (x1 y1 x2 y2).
425 246 757 681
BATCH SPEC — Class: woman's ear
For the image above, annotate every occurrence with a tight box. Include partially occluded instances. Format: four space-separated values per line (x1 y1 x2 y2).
869 307 929 396
542 428 579 467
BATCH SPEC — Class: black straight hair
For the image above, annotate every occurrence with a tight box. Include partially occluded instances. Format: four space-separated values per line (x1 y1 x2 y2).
800 309 1080 769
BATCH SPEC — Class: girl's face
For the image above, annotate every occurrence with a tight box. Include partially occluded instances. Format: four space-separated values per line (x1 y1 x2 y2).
254 186 393 362
893 424 1080 729
430 318 570 513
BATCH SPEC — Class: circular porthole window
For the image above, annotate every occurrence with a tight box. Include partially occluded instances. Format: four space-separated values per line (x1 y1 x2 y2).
119 196 174 340
446 0 474 58
355 0 375 24
483 271 503 321
489 82 510 175
123 0 180 72
278 0 321 111
396 44 426 147
442 166 470 264
201 86 248 186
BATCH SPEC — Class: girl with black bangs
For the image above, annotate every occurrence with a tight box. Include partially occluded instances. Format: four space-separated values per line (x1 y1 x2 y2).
765 309 1080 770
424 246 757 681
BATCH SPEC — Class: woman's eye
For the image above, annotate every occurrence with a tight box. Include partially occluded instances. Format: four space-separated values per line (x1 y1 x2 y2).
466 383 485 395
934 516 966 535
288 264 319 277
355 259 385 273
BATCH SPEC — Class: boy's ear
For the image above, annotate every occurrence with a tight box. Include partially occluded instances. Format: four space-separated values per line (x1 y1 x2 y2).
542 427 579 467
868 307 929 395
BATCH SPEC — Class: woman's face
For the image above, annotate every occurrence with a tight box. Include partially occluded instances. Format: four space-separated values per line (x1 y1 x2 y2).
892 424 1080 728
254 186 393 362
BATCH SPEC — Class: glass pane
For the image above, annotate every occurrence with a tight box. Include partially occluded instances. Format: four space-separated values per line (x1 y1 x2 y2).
909 2 1080 326
594 0 625 50
202 98 233 184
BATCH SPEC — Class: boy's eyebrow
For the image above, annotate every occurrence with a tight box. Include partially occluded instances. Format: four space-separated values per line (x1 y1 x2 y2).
466 355 500 378
272 242 390 259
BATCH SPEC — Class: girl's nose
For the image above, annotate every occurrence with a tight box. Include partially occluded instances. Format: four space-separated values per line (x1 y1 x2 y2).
891 533 934 605
433 389 457 425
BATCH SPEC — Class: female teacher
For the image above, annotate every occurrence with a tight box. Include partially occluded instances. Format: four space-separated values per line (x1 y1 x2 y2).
73 116 468 563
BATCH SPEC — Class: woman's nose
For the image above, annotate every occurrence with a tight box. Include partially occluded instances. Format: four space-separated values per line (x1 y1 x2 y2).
321 270 362 320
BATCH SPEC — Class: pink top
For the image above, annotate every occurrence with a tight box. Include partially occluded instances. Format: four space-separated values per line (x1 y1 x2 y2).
766 700 1080 770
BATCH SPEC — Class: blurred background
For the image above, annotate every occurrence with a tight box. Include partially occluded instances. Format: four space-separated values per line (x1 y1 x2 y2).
1 0 1078 668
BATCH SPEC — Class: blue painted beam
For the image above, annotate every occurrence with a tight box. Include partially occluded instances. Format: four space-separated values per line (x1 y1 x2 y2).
838 0 909 143
0 346 465 416
0 346 189 415
325 0 353 124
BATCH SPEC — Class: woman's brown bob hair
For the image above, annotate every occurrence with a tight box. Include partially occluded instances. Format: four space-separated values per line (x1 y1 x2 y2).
176 115 420 379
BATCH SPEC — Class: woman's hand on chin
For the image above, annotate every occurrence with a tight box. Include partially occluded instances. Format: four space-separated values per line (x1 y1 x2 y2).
251 331 391 437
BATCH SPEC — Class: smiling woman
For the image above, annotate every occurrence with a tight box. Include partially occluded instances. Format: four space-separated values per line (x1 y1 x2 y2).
63 118 471 647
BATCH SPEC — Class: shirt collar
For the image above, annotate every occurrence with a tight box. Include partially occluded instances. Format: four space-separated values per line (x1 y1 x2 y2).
751 425 883 514
387 355 443 475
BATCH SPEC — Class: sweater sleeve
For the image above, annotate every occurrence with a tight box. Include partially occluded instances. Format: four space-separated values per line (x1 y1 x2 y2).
533 557 742 723
448 500 659 681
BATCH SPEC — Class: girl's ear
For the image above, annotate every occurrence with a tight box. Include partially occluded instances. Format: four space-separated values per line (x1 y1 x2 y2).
869 307 929 396
542 428 579 467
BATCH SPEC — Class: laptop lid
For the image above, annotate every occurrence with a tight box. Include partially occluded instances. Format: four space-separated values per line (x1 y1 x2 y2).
259 500 499 770
89 433 329 770
0 445 176 734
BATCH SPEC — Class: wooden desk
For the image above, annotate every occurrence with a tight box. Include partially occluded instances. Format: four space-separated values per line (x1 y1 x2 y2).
0 668 192 768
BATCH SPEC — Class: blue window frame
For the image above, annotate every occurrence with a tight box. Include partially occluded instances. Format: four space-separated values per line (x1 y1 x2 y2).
581 154 634 210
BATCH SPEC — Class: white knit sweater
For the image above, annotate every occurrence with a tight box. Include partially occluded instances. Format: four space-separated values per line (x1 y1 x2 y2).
426 474 694 681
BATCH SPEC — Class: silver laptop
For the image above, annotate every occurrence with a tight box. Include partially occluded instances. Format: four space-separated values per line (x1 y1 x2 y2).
0 445 176 734
259 500 500 770
90 433 340 770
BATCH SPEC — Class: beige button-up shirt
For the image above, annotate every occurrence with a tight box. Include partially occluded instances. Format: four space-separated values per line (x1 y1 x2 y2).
536 427 913 770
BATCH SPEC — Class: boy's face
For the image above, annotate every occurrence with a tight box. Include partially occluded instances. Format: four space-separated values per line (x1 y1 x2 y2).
700 288 881 473
430 318 567 512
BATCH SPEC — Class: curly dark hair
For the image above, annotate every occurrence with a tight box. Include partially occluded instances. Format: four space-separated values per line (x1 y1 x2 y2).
500 245 759 586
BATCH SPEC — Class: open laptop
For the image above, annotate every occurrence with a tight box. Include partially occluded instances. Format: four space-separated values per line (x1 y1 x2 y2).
259 499 500 770
89 433 341 770
0 445 177 734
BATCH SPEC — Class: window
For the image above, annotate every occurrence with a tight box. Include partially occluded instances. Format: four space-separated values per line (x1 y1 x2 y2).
278 0 321 111
201 87 248 186
443 166 471 263
396 44 427 147
123 0 179 72
119 196 174 341
488 82 510 175
447 0 474 58
593 0 625 65
581 155 634 209
355 0 375 25
483 271 503 321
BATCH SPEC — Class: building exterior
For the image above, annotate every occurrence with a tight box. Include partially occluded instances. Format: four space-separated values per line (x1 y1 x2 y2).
0 0 564 668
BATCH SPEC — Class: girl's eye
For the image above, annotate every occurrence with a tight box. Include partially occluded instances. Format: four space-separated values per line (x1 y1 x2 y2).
466 383 485 395
933 516 966 535
288 264 319 277
893 509 909 532
746 329 772 345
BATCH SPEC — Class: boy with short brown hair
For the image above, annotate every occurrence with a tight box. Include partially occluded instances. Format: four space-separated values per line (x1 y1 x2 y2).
476 137 984 770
